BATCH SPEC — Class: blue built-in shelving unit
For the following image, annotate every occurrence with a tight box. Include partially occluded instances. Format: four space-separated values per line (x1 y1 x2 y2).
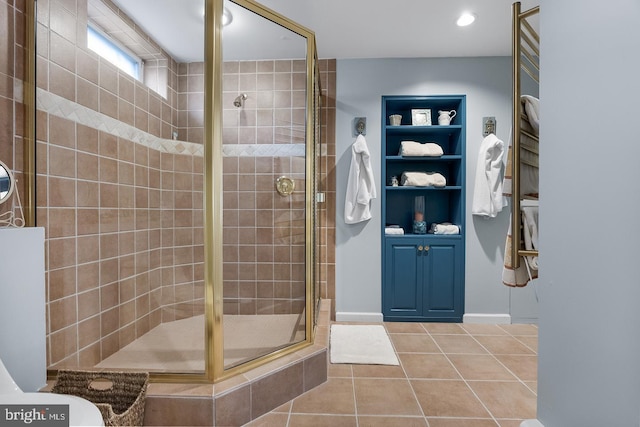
381 95 466 322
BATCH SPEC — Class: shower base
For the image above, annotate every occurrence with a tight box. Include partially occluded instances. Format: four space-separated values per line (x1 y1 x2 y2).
96 313 306 372
44 300 330 425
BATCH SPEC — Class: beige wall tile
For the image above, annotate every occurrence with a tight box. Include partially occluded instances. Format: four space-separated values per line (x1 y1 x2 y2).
47 207 75 238
49 62 75 100
49 324 78 363
76 261 99 293
76 181 98 208
48 267 76 304
49 295 77 331
77 290 100 323
48 237 76 270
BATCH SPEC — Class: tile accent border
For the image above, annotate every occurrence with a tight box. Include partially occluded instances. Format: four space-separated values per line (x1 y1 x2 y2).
222 143 305 157
37 88 204 156
37 89 306 158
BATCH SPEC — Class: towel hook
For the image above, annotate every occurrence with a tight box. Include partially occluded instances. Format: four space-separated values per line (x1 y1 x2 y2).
354 117 366 136
482 116 496 137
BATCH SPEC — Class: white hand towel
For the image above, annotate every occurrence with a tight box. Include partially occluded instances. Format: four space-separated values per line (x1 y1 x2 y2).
401 172 446 187
429 223 460 235
385 227 405 235
344 134 377 224
399 141 444 157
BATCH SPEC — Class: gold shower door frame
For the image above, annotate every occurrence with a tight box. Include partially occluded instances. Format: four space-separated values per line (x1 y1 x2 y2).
204 0 320 382
22 0 319 383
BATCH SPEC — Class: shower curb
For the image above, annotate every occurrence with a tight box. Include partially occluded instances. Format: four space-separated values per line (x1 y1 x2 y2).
143 301 331 426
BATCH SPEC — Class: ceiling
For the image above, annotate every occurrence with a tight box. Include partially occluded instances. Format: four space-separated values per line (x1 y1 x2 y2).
109 0 539 63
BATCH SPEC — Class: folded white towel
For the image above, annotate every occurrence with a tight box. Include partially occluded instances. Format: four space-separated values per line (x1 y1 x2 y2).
429 223 460 235
399 141 444 157
385 227 405 235
401 172 446 187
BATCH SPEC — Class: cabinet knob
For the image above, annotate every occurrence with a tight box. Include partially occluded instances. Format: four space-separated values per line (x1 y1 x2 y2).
424 245 430 252
418 245 423 252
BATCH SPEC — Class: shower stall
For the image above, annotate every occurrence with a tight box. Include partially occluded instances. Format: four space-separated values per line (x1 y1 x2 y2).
29 0 322 382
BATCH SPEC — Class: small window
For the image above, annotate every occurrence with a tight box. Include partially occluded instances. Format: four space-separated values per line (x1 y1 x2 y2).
87 25 142 80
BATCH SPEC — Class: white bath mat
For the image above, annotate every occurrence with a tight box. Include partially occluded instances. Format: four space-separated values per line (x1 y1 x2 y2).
330 324 399 365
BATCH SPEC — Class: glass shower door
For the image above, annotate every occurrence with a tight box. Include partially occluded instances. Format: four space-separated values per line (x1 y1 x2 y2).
220 0 311 369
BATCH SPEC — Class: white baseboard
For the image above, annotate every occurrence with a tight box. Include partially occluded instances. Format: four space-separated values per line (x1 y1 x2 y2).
463 313 512 324
335 312 384 323
520 420 544 427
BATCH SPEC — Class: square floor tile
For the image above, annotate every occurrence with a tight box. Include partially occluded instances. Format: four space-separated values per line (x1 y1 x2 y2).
432 334 489 354
357 416 427 427
496 420 525 427
525 381 537 394
390 333 441 353
427 418 500 427
328 363 353 378
288 414 357 427
411 379 491 418
462 323 510 336
514 336 538 353
498 324 538 336
352 364 406 378
399 353 460 379
468 381 536 419
473 336 536 355
354 378 422 416
291 378 355 415
244 412 289 426
422 323 467 334
448 354 517 381
494 354 537 381
384 322 427 333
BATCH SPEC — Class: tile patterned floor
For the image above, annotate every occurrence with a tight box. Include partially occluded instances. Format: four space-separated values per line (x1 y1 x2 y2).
246 322 537 427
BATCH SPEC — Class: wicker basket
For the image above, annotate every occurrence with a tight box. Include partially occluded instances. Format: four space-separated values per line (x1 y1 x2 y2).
51 370 149 427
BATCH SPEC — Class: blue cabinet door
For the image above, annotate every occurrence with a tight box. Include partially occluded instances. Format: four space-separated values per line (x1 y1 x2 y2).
384 238 423 317
423 238 463 319
383 237 463 321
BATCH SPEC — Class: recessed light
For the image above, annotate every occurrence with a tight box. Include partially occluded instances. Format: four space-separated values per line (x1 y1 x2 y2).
457 12 476 27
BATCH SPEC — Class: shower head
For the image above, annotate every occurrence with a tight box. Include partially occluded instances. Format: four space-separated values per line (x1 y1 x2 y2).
233 93 248 108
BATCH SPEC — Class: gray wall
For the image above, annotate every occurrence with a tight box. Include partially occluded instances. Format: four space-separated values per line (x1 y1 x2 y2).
335 56 536 321
537 0 640 425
